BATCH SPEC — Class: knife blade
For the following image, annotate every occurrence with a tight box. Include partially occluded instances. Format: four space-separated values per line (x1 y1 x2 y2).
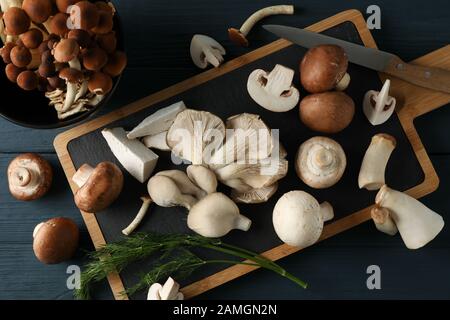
263 24 450 94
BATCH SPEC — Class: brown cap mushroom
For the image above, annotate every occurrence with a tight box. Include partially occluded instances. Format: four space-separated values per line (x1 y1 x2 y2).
49 12 70 36
7 153 53 201
68 29 91 48
37 76 49 91
47 75 65 89
3 7 31 36
22 0 53 24
53 38 80 63
10 45 32 68
39 61 56 78
59 66 83 82
91 9 113 34
81 47 108 71
69 1 100 30
299 91 355 134
0 42 15 64
20 29 44 49
103 51 127 77
300 45 350 93
72 162 124 212
95 1 115 14
56 0 81 13
33 217 79 264
88 71 112 95
17 70 39 90
38 39 50 53
96 31 117 53
5 63 25 83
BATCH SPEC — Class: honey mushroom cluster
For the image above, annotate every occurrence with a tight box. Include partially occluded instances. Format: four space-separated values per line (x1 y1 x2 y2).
0 0 127 119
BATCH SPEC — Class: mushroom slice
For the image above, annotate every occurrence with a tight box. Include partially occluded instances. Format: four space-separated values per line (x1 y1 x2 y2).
102 127 159 183
358 134 396 191
231 183 278 204
167 109 225 165
371 206 398 236
190 34 226 69
295 137 346 189
247 64 300 112
127 101 186 139
147 283 162 300
363 79 396 126
187 165 217 194
142 131 170 151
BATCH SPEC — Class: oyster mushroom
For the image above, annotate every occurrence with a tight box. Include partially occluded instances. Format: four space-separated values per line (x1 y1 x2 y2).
147 174 198 210
186 165 218 194
371 206 398 236
231 183 278 204
7 153 53 201
247 64 300 112
228 5 294 47
142 131 170 151
295 136 346 189
190 34 226 69
156 170 206 200
363 79 397 126
300 44 350 93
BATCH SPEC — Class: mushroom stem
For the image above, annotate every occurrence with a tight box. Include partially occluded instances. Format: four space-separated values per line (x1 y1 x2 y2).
62 82 78 112
72 164 94 188
0 0 8 11
203 47 224 68
371 206 398 236
319 201 334 222
69 57 81 70
240 5 294 36
75 80 88 102
10 166 33 187
335 73 351 91
0 17 6 44
122 196 152 236
363 80 397 126
234 214 252 231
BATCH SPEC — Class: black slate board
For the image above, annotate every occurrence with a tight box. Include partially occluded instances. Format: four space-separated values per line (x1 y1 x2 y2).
67 21 424 299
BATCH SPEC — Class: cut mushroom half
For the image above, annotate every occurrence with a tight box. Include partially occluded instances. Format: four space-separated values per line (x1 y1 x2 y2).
363 80 396 126
190 34 226 69
371 206 398 236
228 5 294 47
358 134 396 191
122 196 152 236
247 64 300 112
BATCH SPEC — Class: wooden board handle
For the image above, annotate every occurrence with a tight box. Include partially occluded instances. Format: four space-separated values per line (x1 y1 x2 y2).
385 55 450 94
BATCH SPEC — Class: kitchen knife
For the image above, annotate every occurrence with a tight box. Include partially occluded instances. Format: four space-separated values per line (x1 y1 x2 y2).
263 24 450 94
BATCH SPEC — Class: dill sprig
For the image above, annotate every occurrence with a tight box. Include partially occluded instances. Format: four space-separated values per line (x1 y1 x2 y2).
74 233 307 300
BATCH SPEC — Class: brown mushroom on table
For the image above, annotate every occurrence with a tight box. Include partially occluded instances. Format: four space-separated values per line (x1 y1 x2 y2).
72 162 124 213
300 44 350 93
7 153 53 201
33 217 79 264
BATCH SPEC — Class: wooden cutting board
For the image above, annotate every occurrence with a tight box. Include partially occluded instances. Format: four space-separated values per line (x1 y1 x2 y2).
54 9 450 300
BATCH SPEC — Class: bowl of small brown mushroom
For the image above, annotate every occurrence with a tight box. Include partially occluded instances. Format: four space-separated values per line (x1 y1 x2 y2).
0 0 127 129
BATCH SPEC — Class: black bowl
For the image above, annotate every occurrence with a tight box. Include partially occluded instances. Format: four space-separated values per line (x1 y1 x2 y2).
0 8 125 129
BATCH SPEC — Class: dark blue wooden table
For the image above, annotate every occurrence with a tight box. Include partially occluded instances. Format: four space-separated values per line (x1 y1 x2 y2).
0 0 449 300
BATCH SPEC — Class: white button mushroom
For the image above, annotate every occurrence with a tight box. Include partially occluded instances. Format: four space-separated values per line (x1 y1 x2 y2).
273 191 334 248
247 64 300 112
295 137 346 189
363 79 396 126
190 34 226 69
375 185 444 249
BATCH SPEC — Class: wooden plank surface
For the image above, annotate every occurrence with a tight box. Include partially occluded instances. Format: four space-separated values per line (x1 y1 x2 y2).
0 0 449 300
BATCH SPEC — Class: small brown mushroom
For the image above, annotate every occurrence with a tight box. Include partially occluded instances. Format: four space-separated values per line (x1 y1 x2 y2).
10 45 32 68
5 63 25 83
68 29 91 48
3 7 31 36
38 61 56 77
17 70 39 90
53 38 80 64
22 0 53 24
95 1 115 14
91 9 113 34
38 39 50 53
299 91 355 134
33 217 79 264
20 28 44 49
81 47 107 71
69 1 100 30
49 12 70 36
103 51 127 77
59 67 83 110
96 31 116 53
72 162 124 213
47 75 65 89
56 0 81 13
88 71 112 95
0 42 15 64
300 45 350 93
7 153 53 201
37 76 49 91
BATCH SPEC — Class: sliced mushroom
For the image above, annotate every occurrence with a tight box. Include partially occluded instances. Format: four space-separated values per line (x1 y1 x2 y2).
247 64 300 112
190 34 226 69
358 134 396 191
363 79 396 126
371 206 398 236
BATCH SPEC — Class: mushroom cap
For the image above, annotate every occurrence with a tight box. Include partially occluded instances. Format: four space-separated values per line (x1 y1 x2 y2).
3 7 31 36
95 1 115 14
10 45 32 68
53 38 80 62
103 51 127 77
22 0 53 23
96 31 117 53
273 191 324 247
81 47 108 71
49 12 70 36
41 49 54 64
20 28 44 49
56 0 81 13
37 76 49 91
69 1 100 30
33 217 79 264
228 28 248 47
17 70 39 90
91 10 113 34
47 76 66 89
38 40 50 53
5 63 25 83
295 136 347 189
299 91 355 134
39 61 56 77
1 42 15 64
68 29 91 48
59 67 83 83
300 45 349 93
74 162 124 212
88 71 113 95
7 153 53 201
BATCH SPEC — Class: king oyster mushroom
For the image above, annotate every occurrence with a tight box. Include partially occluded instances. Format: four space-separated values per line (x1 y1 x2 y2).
190 34 226 69
247 64 300 112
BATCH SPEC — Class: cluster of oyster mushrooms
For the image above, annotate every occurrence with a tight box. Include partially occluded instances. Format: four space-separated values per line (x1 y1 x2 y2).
0 0 127 119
